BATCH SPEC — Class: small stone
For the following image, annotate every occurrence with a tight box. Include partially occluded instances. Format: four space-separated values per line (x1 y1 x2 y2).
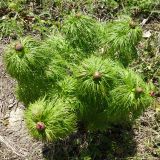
143 31 152 38
8 98 14 104
8 104 14 109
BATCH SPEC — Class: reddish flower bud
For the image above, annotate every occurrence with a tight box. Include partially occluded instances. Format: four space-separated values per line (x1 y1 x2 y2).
36 122 45 131
150 91 155 97
15 43 24 51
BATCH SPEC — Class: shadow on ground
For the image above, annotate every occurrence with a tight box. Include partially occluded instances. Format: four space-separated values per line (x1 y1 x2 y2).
42 125 137 160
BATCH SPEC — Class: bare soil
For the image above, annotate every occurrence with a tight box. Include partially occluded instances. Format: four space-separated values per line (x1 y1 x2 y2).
0 43 43 160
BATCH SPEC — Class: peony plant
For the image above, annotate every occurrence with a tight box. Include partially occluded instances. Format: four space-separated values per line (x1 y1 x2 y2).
4 13 155 141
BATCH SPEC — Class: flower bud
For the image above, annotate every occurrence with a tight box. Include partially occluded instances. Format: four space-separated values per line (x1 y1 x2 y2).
15 43 24 51
93 71 102 81
36 122 45 131
135 87 144 94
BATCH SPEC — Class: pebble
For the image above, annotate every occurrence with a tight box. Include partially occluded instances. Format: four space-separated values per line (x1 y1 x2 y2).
8 98 15 104
8 104 14 109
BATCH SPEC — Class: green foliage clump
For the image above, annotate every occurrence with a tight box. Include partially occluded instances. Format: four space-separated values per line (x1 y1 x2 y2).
3 13 155 141
25 98 77 141
62 13 102 53
74 56 154 130
4 36 56 105
4 36 42 81
40 32 80 62
74 56 114 106
108 70 154 124
73 56 114 130
103 16 142 66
